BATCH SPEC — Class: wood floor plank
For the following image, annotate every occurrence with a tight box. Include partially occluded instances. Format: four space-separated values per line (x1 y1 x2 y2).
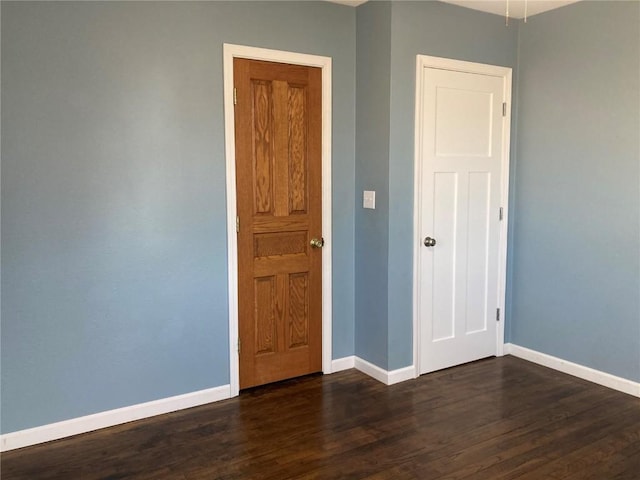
1 357 638 479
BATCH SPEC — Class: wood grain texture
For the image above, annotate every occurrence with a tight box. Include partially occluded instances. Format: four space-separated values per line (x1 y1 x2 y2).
273 80 290 217
254 231 307 258
288 85 307 214
254 276 276 355
288 272 309 348
252 216 310 233
251 80 273 215
235 58 322 389
3 357 639 480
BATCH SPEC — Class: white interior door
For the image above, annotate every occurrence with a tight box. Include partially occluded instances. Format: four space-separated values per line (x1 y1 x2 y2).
416 57 511 374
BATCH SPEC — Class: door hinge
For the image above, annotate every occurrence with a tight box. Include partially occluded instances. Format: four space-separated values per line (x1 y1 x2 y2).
236 216 240 233
233 87 237 106
238 338 241 355
499 207 504 221
502 102 507 117
496 308 501 322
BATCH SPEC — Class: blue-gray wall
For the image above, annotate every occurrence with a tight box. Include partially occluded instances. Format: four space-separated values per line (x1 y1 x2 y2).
355 1 391 369
510 0 640 381
1 1 356 434
3 0 638 437
354 1 518 370
387 1 519 369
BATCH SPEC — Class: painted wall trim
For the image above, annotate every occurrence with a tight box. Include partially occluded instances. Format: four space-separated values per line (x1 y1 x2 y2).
354 357 416 386
331 356 356 372
1 355 413 451
223 44 333 397
412 55 512 375
505 343 640 398
7 346 634 452
0 385 231 452
332 356 416 385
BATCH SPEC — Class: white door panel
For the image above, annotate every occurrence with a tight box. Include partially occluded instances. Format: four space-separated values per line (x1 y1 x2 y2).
466 171 492 335
432 172 457 341
435 87 493 157
417 60 510 375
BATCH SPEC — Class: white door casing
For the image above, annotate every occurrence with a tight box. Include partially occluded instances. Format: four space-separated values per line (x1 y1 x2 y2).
413 56 512 375
223 44 333 396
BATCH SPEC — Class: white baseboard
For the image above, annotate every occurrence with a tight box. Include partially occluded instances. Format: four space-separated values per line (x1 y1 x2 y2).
387 365 417 385
505 343 640 398
0 385 231 452
331 356 355 372
332 355 415 386
3 355 418 452
354 356 388 384
354 357 416 386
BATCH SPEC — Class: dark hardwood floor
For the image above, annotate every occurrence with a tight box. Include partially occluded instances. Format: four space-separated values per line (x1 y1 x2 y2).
2 356 639 479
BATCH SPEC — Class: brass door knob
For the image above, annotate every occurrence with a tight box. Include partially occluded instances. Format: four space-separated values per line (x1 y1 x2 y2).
423 237 437 247
310 237 325 249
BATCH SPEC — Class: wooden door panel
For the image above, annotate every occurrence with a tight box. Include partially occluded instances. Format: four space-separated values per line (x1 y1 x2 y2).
252 216 310 233
288 272 309 348
288 85 308 215
252 80 274 216
254 257 309 277
254 276 277 355
235 58 322 389
254 231 308 257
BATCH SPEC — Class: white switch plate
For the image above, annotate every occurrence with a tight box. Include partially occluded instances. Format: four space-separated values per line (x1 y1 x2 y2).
363 190 376 209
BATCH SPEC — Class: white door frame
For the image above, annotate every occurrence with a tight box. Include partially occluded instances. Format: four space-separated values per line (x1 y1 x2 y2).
223 44 333 397
412 55 512 375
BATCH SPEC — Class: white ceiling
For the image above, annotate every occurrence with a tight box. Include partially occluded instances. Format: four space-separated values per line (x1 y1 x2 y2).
438 0 580 19
325 0 368 6
325 0 581 19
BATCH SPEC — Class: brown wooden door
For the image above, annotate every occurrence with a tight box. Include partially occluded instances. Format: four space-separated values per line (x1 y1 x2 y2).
234 58 322 390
